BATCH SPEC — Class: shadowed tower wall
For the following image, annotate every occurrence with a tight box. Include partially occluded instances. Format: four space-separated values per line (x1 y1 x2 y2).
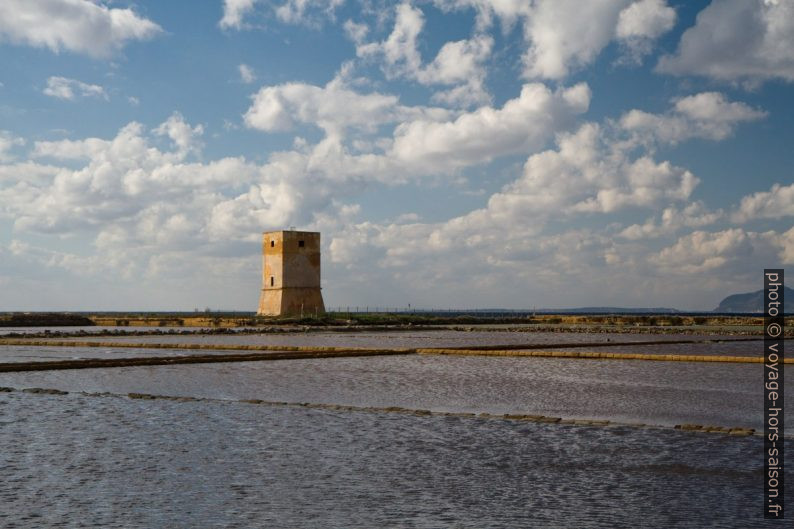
257 230 325 316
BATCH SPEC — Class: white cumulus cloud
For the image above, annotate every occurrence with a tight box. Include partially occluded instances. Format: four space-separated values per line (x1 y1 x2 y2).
616 0 677 63
244 78 590 179
0 131 24 162
275 0 344 25
496 122 697 216
619 201 723 240
328 118 701 281
435 0 676 78
616 0 676 39
239 64 256 83
244 80 411 134
522 0 629 79
42 76 107 101
620 92 767 144
220 0 344 29
652 228 790 274
657 0 794 83
0 0 161 58
389 83 591 172
219 0 258 29
354 2 494 106
153 112 205 155
732 183 794 222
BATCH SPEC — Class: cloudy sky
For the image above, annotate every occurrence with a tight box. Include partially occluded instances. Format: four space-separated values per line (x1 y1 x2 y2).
0 0 792 311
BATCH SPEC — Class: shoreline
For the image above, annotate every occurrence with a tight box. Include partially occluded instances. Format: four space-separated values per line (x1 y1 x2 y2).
1 323 789 339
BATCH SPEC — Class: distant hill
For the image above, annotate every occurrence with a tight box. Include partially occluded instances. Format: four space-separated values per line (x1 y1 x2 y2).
714 286 794 313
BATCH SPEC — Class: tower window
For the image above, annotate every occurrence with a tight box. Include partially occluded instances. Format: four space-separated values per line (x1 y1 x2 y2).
270 240 275 247
298 240 305 247
270 276 274 286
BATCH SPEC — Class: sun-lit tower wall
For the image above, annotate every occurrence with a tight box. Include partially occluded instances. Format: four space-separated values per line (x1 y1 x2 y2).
257 230 325 316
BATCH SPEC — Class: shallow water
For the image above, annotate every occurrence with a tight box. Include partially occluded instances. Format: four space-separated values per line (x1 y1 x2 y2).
0 345 276 363
1 329 764 368
1 330 789 527
1 354 789 433
0 390 790 528
64 328 752 344
48 329 762 356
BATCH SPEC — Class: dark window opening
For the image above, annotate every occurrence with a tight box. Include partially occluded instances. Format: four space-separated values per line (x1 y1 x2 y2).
270 277 274 286
270 240 275 247
298 240 305 247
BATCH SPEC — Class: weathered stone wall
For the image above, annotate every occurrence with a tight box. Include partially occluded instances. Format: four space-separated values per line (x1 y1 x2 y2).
257 230 325 316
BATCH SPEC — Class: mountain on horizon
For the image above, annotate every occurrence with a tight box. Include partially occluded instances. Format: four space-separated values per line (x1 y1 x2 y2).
714 286 794 313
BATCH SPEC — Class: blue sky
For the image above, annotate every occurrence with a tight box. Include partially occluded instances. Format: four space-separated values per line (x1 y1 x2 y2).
0 0 792 311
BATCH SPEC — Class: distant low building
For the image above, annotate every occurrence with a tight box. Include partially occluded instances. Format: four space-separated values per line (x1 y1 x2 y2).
257 230 326 317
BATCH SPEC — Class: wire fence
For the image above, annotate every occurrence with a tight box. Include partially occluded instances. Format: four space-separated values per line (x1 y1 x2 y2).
324 307 540 317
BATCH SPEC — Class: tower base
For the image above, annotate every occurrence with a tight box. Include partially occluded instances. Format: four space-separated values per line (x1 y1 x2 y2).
257 287 325 317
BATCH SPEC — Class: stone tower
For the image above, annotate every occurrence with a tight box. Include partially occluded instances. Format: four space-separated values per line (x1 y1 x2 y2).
257 230 326 317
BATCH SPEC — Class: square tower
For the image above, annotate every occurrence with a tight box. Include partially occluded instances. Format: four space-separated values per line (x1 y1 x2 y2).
257 230 326 316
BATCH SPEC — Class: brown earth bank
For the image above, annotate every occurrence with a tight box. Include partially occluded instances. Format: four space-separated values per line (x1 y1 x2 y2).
2 325 784 339
87 312 778 328
0 313 95 327
2 312 791 338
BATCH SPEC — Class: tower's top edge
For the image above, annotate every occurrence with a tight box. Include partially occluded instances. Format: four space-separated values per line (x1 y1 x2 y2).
262 230 320 236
